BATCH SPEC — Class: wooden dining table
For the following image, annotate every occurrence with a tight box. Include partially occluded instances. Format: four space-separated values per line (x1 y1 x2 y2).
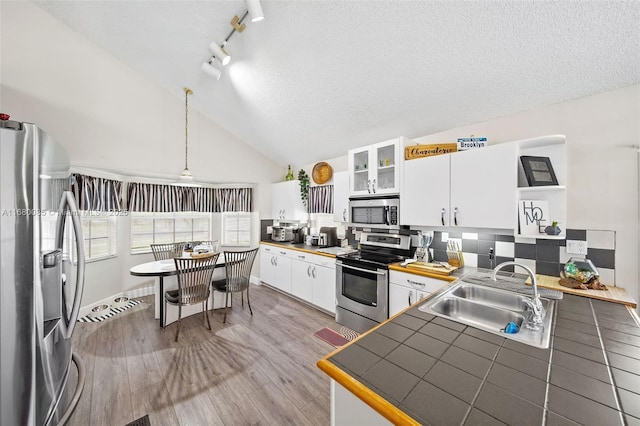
129 255 226 327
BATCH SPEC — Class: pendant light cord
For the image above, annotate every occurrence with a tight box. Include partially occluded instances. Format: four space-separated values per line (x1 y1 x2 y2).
184 87 191 170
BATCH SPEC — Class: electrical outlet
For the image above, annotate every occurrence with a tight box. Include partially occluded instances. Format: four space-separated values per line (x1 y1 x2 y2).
566 240 588 255
441 232 449 242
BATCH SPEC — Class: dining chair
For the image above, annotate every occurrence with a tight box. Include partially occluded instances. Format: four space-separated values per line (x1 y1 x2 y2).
150 242 185 261
211 248 258 323
166 253 219 341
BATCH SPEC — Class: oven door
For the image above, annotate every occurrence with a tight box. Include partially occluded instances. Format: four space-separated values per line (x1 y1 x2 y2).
335 260 388 323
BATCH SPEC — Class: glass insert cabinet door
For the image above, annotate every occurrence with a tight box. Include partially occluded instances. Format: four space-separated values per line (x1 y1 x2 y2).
348 138 402 197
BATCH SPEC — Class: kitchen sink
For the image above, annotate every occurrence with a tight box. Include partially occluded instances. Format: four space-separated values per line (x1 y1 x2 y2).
451 284 529 311
419 279 555 348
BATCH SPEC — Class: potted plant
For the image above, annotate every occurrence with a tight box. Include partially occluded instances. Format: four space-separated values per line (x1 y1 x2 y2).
544 221 562 236
298 169 309 208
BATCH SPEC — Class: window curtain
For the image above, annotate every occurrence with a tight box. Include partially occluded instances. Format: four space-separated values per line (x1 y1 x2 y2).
127 183 252 213
70 174 124 212
308 185 334 214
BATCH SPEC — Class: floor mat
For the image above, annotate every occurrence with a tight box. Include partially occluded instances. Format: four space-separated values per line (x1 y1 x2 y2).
78 299 141 322
339 326 360 341
125 414 151 426
314 327 351 347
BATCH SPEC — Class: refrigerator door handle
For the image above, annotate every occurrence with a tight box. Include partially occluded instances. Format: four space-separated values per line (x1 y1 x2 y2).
56 191 85 339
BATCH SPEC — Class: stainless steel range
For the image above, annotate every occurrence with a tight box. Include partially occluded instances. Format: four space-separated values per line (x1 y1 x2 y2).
335 232 412 333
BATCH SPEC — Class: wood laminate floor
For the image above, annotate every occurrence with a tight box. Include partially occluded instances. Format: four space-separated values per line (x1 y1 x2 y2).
65 284 339 426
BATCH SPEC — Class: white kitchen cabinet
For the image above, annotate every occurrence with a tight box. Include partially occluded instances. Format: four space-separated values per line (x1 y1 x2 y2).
271 180 307 221
332 170 349 223
291 252 336 314
449 142 517 229
348 138 407 197
259 245 292 293
388 271 447 317
401 141 517 229
401 153 450 226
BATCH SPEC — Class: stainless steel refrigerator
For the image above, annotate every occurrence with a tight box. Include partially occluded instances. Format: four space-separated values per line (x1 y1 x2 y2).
1 120 85 425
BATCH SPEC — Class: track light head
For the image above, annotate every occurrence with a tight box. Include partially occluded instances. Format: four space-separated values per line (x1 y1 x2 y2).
209 42 230 66
201 60 221 80
247 0 264 22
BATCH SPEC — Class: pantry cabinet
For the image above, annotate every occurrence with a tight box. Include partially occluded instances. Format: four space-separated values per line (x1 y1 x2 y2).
388 271 448 317
271 180 307 221
402 141 517 229
348 138 407 197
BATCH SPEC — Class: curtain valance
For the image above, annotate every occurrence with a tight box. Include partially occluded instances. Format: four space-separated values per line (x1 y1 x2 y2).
308 185 333 214
70 173 124 212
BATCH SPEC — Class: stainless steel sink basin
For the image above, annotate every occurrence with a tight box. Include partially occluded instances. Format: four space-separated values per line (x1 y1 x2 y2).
419 280 555 348
429 297 526 331
451 284 529 311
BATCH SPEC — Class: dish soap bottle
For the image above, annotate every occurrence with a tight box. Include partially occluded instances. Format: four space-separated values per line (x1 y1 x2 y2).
285 165 294 181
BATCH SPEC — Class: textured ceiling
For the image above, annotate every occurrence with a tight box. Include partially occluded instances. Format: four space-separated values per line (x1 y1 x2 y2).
34 0 640 166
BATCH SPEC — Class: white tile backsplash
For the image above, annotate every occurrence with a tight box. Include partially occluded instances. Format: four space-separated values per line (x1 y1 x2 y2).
598 268 615 286
559 246 585 264
586 230 615 250
463 253 478 268
495 241 515 258
514 258 537 274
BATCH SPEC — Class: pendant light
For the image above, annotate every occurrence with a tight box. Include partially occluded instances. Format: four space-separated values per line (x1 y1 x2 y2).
172 87 201 187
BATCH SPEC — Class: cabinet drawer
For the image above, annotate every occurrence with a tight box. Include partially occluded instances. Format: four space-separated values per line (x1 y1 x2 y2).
389 271 447 293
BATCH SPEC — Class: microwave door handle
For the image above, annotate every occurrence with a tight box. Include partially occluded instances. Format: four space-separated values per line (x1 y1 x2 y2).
340 264 386 276
384 206 390 226
57 191 86 339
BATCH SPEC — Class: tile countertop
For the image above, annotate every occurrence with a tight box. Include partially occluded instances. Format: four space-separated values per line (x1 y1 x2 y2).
259 240 357 257
318 286 640 425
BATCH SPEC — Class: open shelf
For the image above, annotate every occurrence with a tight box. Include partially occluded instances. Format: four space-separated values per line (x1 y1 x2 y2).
517 233 565 240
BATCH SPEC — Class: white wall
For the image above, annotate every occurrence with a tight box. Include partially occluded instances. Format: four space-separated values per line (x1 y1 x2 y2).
0 2 281 308
410 84 640 304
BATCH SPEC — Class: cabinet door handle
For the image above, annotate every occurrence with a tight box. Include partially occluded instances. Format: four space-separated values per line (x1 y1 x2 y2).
367 179 371 194
372 178 376 194
343 208 346 222
274 257 278 266
312 266 317 278
454 207 459 226
307 265 311 276
408 291 413 306
441 208 445 226
298 255 306 259
407 279 425 287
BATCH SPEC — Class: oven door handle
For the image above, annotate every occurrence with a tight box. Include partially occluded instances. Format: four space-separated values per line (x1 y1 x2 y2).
339 263 386 275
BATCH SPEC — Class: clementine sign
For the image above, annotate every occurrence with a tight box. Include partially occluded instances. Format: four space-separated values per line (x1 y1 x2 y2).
404 143 458 160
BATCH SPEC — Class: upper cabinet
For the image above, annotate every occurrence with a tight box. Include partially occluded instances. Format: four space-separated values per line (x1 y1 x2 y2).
402 142 517 229
402 135 566 237
348 137 407 197
271 180 307 221
333 171 350 223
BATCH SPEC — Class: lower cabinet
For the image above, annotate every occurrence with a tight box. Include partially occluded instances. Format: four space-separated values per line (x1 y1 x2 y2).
291 252 336 314
388 271 448 317
260 244 336 314
259 245 292 293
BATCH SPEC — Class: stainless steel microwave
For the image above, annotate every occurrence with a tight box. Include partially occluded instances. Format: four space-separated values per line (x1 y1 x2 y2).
349 197 399 230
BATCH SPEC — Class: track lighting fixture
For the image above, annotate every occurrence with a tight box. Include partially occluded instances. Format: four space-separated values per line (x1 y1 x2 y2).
201 0 264 79
208 42 230 66
247 0 264 22
201 60 221 80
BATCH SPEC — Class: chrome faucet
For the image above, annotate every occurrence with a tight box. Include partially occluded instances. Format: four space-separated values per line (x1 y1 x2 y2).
491 261 544 330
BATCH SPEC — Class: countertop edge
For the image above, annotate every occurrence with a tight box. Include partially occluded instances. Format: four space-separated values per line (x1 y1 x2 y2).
388 263 458 281
259 241 337 258
316 359 420 426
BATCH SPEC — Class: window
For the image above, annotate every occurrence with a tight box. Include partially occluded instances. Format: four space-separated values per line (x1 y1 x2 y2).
80 212 117 260
131 212 211 253
221 212 251 247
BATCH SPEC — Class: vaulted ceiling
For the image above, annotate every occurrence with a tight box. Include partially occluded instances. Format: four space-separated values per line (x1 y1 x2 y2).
34 0 640 166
